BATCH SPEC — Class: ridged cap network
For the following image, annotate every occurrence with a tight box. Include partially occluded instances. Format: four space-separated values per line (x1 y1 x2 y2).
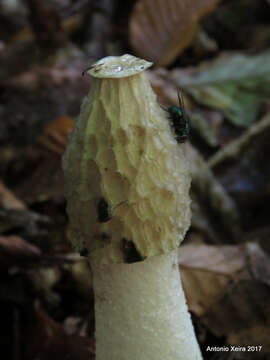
63 54 191 265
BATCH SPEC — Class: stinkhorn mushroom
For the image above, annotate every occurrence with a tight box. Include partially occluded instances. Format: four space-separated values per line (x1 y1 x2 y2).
63 54 202 360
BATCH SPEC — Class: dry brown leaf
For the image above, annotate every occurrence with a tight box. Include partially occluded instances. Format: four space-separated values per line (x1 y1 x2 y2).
129 0 220 66
10 13 83 44
179 243 270 350
0 235 41 267
23 304 94 360
245 242 270 287
203 278 270 352
179 244 245 315
15 155 65 203
14 116 74 203
0 181 26 210
38 116 74 155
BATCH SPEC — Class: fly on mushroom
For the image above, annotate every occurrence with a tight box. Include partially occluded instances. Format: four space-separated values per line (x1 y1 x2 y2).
164 90 190 143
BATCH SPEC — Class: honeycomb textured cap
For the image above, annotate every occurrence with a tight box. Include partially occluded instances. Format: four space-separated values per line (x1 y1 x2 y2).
87 54 153 78
63 56 191 265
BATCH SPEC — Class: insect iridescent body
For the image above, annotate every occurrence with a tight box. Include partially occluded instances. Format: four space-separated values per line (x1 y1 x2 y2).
166 91 190 143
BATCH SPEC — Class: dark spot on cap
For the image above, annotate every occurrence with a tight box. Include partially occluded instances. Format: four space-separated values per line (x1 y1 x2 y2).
97 198 111 223
122 238 143 263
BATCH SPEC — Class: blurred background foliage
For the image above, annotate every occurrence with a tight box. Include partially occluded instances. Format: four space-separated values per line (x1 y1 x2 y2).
1 0 270 359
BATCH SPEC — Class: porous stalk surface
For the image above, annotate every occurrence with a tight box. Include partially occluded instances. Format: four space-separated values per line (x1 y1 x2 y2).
93 250 202 360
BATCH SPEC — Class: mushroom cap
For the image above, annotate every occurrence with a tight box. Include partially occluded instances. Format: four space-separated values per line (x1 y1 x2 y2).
63 55 191 265
87 54 153 78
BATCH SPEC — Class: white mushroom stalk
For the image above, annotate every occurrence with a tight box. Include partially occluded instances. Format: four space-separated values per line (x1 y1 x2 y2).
63 54 202 360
